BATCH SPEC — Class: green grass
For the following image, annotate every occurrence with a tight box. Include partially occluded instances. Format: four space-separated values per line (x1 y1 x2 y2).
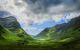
0 24 80 50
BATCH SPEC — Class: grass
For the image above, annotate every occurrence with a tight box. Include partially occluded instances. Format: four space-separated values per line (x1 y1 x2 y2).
0 25 80 50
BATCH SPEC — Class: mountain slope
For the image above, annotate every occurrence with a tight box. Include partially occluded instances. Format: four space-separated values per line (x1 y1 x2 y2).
0 16 33 45
35 16 80 41
53 16 80 40
0 16 23 33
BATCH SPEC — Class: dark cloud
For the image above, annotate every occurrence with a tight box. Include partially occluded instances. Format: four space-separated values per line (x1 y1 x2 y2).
0 11 10 18
24 0 80 14
24 0 62 13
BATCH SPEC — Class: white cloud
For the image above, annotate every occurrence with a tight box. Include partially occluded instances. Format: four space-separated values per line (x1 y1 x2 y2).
0 0 80 36
0 0 80 24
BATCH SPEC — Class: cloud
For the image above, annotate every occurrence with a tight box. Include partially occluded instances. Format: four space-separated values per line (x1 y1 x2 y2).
0 0 80 24
0 0 80 36
19 22 45 36
25 0 80 13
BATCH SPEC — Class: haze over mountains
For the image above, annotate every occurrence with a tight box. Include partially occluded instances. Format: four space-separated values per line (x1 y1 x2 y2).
35 16 80 41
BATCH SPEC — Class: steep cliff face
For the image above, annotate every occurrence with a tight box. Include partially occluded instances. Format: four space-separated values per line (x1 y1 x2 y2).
0 16 33 45
0 16 22 33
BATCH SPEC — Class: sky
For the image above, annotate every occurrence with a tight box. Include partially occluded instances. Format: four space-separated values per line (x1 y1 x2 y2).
0 0 80 36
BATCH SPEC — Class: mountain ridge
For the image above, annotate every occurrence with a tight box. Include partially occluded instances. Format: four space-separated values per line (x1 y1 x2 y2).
0 16 33 45
35 16 80 40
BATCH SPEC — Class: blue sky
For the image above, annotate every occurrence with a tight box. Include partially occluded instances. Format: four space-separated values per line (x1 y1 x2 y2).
19 15 71 36
31 19 56 29
31 15 71 29
0 0 80 36
0 11 71 36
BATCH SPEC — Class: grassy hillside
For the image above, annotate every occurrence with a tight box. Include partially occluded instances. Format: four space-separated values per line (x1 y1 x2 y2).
0 16 80 50
33 16 80 47
0 16 33 46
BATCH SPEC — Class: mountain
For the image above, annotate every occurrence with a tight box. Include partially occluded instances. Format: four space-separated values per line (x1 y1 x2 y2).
35 16 80 41
34 28 49 39
0 16 28 35
53 16 80 40
0 16 21 33
0 16 33 45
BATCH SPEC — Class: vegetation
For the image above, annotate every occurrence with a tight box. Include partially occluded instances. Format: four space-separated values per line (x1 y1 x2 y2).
0 16 80 50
